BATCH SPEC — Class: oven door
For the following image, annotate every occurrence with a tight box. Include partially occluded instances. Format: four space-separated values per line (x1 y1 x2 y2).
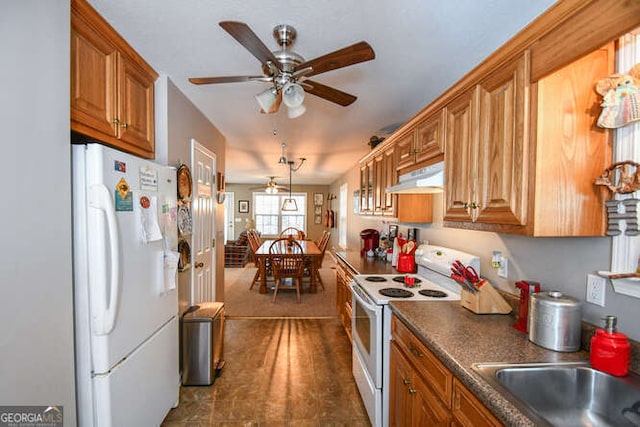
350 281 383 388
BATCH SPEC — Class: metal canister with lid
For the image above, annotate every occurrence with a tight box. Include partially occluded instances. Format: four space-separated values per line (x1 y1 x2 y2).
528 291 582 352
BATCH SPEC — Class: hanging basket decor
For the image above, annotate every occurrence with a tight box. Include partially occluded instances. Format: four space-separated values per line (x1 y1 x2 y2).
594 161 640 194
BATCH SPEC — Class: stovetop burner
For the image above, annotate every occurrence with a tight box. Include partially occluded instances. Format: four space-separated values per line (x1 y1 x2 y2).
365 276 387 282
419 289 448 298
392 276 422 284
379 288 414 298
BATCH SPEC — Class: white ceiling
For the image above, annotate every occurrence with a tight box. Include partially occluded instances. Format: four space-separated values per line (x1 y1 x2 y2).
88 0 556 186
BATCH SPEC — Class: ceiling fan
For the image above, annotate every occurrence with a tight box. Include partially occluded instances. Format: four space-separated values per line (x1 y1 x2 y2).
249 176 289 194
189 21 375 117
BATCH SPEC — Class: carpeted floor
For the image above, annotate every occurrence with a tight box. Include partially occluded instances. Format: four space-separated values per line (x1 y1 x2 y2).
223 256 338 318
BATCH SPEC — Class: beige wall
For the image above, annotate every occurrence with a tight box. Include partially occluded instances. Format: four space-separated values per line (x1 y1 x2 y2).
1 1 77 423
226 183 331 242
156 76 227 311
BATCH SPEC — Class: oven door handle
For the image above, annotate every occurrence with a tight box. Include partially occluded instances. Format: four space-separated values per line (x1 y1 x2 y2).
350 281 377 309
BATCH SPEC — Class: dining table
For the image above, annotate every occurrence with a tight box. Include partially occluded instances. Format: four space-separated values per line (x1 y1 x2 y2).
254 239 322 294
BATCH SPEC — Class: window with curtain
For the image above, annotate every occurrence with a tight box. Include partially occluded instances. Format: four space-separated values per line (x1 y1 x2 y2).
253 193 306 236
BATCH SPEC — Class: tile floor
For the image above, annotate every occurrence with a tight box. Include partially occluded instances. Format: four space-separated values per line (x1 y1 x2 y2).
162 318 371 426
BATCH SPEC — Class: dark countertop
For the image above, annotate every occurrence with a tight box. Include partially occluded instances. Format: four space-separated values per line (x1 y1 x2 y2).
389 301 590 426
334 250 398 275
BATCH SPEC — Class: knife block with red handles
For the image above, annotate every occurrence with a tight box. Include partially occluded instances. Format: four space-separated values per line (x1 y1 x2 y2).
460 280 512 314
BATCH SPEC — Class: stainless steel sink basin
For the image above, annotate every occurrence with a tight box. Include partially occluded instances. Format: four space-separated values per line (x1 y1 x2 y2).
472 361 640 426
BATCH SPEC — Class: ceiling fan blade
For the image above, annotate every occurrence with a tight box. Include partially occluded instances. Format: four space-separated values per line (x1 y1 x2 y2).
189 75 268 85
219 21 280 68
294 41 375 77
303 80 357 106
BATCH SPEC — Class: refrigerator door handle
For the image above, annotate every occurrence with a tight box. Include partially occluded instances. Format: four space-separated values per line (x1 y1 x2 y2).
88 184 121 335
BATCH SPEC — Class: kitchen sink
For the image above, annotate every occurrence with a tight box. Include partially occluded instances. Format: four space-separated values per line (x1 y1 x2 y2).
472 361 640 426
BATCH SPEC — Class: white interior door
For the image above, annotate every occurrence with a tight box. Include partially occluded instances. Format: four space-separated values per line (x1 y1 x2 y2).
191 139 215 303
224 191 235 242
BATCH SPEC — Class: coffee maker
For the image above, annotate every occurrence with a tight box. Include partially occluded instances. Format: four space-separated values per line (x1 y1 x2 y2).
360 229 379 257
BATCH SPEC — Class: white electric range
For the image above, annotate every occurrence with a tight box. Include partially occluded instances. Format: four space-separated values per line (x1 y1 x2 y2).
350 244 480 427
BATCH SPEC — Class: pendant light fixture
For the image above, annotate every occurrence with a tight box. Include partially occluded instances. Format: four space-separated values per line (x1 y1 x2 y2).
281 161 298 211
278 142 287 164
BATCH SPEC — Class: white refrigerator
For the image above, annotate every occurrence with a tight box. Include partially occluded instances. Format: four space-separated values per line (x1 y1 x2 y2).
72 143 180 426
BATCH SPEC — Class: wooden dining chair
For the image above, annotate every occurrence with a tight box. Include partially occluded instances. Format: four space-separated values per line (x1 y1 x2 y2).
247 229 266 290
279 226 305 240
269 237 305 303
313 231 331 290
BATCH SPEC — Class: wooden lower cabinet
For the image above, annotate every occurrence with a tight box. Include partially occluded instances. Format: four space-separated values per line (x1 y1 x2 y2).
390 315 502 427
390 342 451 426
335 257 355 341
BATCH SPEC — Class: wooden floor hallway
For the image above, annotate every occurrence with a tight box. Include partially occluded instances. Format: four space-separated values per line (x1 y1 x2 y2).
162 318 371 426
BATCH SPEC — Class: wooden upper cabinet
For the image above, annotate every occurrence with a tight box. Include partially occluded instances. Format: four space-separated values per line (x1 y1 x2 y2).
71 11 118 140
382 147 397 215
116 54 156 154
396 130 417 170
71 0 157 159
532 43 613 236
444 88 478 223
444 46 613 236
359 145 398 216
396 111 445 172
415 110 446 165
475 52 529 226
445 53 528 226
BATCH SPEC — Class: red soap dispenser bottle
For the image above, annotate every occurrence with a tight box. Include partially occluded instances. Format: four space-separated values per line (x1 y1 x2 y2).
590 315 631 377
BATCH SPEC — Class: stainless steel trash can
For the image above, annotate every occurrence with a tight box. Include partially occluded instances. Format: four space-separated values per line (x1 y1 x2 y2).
181 302 225 386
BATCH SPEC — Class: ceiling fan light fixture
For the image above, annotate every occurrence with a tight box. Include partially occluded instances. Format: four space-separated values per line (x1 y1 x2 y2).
282 82 305 108
255 87 279 113
287 103 306 119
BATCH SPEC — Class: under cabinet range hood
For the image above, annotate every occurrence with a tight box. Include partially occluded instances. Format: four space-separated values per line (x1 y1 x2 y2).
386 161 444 194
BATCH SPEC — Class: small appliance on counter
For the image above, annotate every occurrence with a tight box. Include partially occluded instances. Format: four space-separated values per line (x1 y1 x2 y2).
514 281 541 332
360 228 379 257
528 291 582 352
590 315 631 376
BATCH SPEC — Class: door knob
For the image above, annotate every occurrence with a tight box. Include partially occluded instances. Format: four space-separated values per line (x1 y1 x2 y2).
194 262 204 268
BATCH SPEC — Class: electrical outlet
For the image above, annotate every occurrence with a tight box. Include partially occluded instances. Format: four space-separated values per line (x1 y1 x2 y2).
586 274 606 307
498 257 508 278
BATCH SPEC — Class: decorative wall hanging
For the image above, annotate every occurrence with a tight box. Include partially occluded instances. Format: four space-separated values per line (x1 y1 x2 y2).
176 164 192 202
595 161 640 194
238 200 249 213
595 161 640 236
595 63 640 129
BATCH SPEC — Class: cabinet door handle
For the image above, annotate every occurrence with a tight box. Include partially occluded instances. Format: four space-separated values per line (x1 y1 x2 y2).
121 122 128 129
409 343 423 357
408 387 417 394
112 118 120 124
403 378 411 386
194 261 204 268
